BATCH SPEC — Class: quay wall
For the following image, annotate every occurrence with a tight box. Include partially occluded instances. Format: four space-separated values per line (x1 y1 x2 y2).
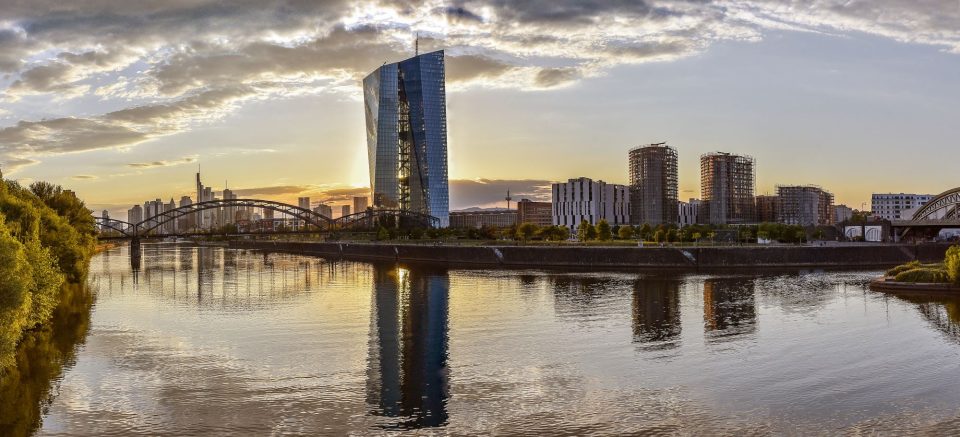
226 241 953 270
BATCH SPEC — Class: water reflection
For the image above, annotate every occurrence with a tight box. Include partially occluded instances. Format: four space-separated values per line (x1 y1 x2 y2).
367 263 449 429
895 294 960 345
702 277 757 342
0 284 93 437
632 278 682 349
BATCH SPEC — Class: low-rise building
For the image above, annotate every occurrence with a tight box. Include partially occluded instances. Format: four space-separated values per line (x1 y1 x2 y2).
755 195 779 223
678 199 700 228
517 199 552 226
552 177 630 230
449 210 517 228
835 204 854 223
777 185 834 226
871 193 935 220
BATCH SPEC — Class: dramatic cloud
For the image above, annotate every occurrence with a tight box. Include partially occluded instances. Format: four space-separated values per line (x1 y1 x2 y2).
0 0 958 172
126 155 198 169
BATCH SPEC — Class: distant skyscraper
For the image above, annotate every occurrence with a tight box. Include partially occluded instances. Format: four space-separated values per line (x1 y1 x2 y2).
629 143 678 226
700 152 756 224
364 50 449 226
298 197 311 210
353 196 369 213
755 194 779 223
127 204 142 225
341 205 351 217
314 203 333 219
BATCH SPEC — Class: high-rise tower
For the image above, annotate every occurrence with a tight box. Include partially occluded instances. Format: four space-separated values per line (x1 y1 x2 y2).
700 152 756 224
629 143 678 226
363 50 449 227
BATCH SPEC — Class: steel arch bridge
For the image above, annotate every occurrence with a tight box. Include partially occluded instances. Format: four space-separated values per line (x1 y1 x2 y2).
911 188 960 221
139 198 331 235
94 198 440 239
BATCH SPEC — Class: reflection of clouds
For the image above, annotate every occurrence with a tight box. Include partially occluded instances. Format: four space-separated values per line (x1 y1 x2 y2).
43 327 368 435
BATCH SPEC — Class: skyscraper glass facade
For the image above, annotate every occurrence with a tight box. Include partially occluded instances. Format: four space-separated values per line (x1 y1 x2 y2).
363 50 449 227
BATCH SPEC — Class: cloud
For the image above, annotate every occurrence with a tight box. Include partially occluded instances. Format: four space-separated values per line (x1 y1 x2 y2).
126 155 198 169
71 174 98 180
0 0 959 171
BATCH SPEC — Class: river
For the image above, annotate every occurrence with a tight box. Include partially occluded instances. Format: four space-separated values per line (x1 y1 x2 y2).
3 243 960 435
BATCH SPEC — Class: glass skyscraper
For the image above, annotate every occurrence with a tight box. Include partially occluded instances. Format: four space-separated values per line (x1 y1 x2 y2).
363 50 449 227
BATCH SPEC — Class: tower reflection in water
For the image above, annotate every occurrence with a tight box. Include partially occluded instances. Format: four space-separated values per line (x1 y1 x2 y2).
632 278 682 349
702 277 757 341
367 263 450 429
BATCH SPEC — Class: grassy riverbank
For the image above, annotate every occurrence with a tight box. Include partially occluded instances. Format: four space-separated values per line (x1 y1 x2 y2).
886 246 960 284
0 173 96 372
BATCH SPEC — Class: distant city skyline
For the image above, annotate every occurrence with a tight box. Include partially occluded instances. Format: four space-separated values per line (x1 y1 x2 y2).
1 1 958 219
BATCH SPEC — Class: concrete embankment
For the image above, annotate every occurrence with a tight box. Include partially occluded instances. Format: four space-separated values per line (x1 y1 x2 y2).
227 241 953 271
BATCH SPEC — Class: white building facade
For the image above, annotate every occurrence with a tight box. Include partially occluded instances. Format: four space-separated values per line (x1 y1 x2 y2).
678 199 701 228
871 193 935 220
552 177 630 229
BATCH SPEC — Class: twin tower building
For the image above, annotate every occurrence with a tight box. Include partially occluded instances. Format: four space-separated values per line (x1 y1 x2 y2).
628 144 756 226
364 50 450 227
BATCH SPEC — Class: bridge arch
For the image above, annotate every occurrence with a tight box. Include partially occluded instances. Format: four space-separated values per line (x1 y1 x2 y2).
138 198 333 235
94 217 137 237
911 188 960 221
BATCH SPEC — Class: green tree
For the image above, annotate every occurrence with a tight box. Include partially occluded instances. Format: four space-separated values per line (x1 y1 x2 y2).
666 228 678 243
639 223 652 241
517 222 539 242
946 245 960 285
618 225 634 240
596 219 612 241
376 226 389 241
576 220 595 241
653 229 665 244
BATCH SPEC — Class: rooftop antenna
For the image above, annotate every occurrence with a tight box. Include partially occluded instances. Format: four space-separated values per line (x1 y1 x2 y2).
505 189 512 211
415 32 419 56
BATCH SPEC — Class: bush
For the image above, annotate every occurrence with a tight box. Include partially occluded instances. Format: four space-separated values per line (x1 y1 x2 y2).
894 268 950 284
886 261 921 277
946 245 960 285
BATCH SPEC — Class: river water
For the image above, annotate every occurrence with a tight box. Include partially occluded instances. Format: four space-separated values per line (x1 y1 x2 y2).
3 243 960 435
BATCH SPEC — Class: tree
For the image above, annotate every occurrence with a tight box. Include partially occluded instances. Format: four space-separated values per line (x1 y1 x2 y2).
639 223 652 241
618 225 634 240
517 222 539 242
377 226 389 241
653 229 665 244
596 219 612 241
666 228 678 243
576 220 595 242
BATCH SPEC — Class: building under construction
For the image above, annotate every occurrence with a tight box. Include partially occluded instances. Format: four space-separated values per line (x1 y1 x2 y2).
700 152 756 224
776 185 835 226
629 142 678 225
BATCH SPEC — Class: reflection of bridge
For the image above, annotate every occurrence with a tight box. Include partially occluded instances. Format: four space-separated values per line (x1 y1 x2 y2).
95 198 440 240
891 188 960 240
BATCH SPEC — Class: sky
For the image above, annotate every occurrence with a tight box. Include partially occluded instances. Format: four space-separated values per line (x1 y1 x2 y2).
0 0 958 218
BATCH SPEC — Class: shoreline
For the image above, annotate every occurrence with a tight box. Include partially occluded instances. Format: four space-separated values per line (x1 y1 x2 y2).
226 240 953 271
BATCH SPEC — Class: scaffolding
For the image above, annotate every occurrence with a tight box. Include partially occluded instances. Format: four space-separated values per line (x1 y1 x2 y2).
700 152 756 224
629 142 679 225
776 185 834 226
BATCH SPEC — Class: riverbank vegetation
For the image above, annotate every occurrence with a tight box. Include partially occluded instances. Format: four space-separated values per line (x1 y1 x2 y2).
0 173 95 371
887 246 960 284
